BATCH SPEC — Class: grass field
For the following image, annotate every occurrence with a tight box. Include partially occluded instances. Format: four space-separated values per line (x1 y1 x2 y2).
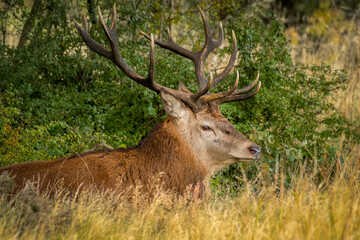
286 9 360 122
0 146 359 239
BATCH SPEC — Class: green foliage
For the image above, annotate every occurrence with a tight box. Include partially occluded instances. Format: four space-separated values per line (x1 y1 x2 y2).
0 1 358 191
0 90 112 166
209 5 359 191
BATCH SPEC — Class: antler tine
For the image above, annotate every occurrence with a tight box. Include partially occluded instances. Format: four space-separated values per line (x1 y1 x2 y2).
110 4 116 30
193 72 214 100
197 6 211 47
202 70 239 102
74 4 161 92
216 76 262 104
233 73 259 94
196 6 224 90
211 30 238 87
74 17 112 59
216 21 224 45
139 30 195 61
148 34 156 86
98 6 116 51
81 14 87 30
197 6 224 48
178 81 192 94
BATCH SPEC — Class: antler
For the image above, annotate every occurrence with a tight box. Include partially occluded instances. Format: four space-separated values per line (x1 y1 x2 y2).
140 6 238 92
216 73 261 104
141 6 261 107
74 5 160 92
74 4 261 112
74 4 198 109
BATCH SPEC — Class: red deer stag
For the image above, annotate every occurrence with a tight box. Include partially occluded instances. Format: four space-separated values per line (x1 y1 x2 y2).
0 5 261 196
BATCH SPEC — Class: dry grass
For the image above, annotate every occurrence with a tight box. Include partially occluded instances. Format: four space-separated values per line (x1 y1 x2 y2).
0 146 359 240
286 8 360 122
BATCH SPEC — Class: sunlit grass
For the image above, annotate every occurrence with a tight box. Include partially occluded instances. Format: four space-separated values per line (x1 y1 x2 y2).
286 9 360 122
0 146 359 240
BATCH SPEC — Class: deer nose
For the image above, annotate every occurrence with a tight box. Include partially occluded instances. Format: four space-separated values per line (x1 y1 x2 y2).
248 145 261 159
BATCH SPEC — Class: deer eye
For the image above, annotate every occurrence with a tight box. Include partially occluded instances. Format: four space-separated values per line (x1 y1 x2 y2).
201 125 212 131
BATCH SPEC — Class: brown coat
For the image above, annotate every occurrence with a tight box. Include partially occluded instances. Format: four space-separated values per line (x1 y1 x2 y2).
0 116 207 196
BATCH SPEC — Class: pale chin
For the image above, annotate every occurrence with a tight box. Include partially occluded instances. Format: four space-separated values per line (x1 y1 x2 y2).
230 155 257 162
238 158 255 162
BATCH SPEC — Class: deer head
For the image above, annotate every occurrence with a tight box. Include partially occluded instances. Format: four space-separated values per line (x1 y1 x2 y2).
74 5 261 176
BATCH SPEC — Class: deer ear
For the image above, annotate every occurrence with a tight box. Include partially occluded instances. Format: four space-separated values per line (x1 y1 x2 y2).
160 89 190 120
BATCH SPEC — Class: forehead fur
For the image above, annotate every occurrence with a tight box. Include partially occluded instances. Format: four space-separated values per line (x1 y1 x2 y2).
198 102 242 136
202 102 222 117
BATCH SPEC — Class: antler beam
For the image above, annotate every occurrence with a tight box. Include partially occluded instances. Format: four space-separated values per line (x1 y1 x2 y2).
74 5 160 92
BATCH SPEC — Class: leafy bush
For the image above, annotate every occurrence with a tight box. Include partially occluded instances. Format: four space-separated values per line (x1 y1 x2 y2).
0 1 358 191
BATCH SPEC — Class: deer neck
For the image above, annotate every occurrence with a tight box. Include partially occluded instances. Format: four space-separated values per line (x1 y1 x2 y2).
138 116 208 181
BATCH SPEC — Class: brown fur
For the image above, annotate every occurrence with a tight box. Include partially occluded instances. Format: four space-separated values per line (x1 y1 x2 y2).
0 116 207 196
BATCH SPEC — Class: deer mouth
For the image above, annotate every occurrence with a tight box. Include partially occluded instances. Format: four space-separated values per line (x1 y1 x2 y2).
229 147 261 161
229 155 257 162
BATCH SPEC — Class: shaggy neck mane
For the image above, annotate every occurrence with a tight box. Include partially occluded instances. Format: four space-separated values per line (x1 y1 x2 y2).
136 116 208 193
